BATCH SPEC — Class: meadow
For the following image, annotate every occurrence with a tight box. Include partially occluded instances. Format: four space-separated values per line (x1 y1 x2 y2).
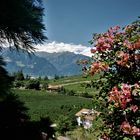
13 89 94 121
48 74 100 96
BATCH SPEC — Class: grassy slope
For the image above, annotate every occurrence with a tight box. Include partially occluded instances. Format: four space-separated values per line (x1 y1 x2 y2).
48 75 90 84
13 89 94 121
48 74 99 96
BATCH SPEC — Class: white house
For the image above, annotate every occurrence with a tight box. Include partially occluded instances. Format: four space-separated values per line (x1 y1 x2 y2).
75 108 100 129
47 85 62 92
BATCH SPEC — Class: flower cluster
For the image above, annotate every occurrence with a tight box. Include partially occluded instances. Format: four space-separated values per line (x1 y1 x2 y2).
91 26 120 53
89 62 108 75
123 39 140 50
120 121 140 136
88 19 140 139
130 105 138 112
116 51 129 67
133 39 140 49
108 84 132 109
108 83 140 137
124 24 135 32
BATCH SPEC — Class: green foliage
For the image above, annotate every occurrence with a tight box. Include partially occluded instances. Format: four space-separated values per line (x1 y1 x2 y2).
43 76 49 81
13 80 24 88
25 79 40 90
87 18 140 139
14 89 94 121
57 87 76 96
81 92 93 98
0 57 12 97
0 0 54 139
54 74 60 80
41 81 48 90
49 74 98 97
13 70 25 81
67 127 101 140
0 0 47 51
0 93 29 127
38 116 56 139
56 115 74 135
49 74 91 85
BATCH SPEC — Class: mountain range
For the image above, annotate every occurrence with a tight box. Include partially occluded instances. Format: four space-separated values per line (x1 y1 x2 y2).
1 48 90 77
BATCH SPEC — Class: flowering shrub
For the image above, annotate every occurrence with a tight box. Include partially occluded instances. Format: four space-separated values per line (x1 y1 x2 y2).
86 18 140 139
120 121 140 136
108 84 132 109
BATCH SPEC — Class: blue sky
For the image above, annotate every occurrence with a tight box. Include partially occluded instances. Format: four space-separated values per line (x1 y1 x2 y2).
43 0 139 46
35 0 140 56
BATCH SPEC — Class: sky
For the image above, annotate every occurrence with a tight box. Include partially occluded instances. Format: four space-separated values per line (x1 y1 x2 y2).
35 0 140 56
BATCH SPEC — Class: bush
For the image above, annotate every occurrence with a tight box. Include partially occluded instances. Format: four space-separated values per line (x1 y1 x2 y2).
81 92 93 98
58 87 76 96
13 81 24 88
85 18 140 139
25 79 40 90
13 71 25 81
55 115 74 135
41 82 48 90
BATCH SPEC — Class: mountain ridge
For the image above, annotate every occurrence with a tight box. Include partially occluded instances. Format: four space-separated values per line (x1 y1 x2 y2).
1 48 90 77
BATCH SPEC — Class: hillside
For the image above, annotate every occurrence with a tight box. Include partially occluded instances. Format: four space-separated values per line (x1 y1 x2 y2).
1 48 58 76
14 89 93 121
36 51 90 76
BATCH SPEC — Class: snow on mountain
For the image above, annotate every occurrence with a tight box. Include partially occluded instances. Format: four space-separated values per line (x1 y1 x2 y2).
34 41 92 57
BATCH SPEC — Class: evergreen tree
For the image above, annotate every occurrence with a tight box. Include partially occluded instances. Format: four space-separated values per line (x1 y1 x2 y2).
0 0 47 51
14 70 25 81
0 57 12 98
0 0 54 139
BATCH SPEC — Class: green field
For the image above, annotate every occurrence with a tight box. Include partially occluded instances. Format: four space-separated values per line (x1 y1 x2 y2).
47 74 99 96
48 74 99 85
13 89 94 121
48 75 91 85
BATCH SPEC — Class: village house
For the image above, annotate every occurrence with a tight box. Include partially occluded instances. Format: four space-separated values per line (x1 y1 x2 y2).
75 108 100 129
47 84 62 92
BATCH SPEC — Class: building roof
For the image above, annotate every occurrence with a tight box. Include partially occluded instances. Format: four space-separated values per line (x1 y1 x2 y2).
75 108 100 121
75 108 91 117
47 85 62 90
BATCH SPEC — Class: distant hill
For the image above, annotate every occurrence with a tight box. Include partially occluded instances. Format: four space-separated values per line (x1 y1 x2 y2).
1 48 58 77
36 51 90 76
1 48 90 77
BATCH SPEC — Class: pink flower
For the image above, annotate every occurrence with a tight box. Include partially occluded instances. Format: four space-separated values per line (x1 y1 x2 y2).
91 48 96 53
132 126 140 136
106 37 113 43
135 54 140 60
108 84 132 109
120 121 131 134
112 86 118 91
89 62 100 74
108 25 120 34
134 83 140 88
94 31 114 52
123 40 132 49
131 39 140 49
120 121 140 136
124 39 140 50
89 62 109 75
121 83 131 91
130 105 138 113
124 24 134 31
116 51 129 67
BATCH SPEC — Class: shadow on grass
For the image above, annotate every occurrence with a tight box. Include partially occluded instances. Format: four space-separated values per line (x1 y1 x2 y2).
0 93 56 140
0 57 55 140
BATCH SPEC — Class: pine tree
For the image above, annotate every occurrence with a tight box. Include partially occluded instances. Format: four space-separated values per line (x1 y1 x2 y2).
0 0 47 52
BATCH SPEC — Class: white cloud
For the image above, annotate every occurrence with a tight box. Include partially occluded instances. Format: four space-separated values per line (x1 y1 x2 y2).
34 41 92 57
